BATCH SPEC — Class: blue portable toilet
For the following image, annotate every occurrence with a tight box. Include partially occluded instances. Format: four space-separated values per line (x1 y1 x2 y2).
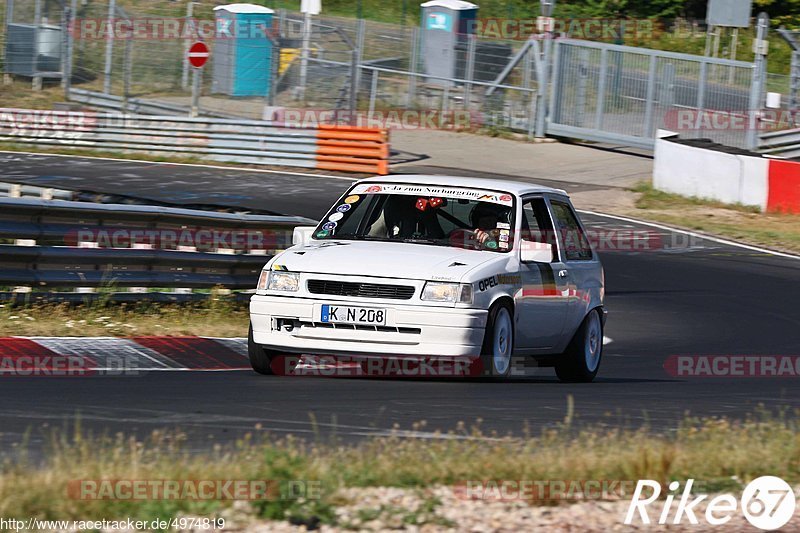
420 0 478 86
211 3 275 97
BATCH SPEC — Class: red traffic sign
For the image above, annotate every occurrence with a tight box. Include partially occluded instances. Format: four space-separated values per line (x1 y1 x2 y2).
188 41 210 68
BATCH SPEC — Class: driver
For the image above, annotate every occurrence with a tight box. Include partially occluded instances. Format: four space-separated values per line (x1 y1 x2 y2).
382 195 444 239
471 202 511 246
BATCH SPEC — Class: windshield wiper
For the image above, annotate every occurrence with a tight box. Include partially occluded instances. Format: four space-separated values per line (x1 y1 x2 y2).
400 237 450 247
329 234 394 242
324 235 451 247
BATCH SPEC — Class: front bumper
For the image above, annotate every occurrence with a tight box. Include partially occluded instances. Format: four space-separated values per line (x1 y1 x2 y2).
250 294 488 356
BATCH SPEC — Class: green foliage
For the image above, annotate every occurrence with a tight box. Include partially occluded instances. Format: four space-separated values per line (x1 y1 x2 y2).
755 0 800 28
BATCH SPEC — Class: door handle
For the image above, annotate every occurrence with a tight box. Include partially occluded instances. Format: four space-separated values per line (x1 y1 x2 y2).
558 269 568 278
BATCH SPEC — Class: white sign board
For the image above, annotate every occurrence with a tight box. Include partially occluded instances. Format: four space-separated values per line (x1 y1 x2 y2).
301 0 321 15
706 0 752 28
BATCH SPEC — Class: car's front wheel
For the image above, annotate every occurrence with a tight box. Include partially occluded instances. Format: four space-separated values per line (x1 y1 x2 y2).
248 324 276 375
480 302 515 378
555 309 603 383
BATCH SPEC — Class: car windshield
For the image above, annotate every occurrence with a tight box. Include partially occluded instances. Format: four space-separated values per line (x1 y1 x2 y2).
313 183 516 253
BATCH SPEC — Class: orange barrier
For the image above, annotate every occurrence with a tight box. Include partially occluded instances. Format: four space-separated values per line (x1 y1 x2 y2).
317 140 389 159
315 125 389 174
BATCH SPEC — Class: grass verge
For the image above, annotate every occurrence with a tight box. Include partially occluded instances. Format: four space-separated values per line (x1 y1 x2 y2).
0 409 798 529
0 300 249 337
628 182 800 255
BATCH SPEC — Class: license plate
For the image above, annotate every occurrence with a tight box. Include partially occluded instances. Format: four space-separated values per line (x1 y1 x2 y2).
320 305 386 325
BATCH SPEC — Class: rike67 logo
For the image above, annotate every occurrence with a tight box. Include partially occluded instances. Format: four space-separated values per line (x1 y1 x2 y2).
625 476 796 530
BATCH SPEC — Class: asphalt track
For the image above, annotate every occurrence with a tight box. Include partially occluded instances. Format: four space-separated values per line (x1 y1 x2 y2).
1 153 799 450
0 151 612 217
0 151 352 219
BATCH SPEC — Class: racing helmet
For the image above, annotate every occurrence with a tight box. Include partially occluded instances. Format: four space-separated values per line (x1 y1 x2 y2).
382 195 418 238
470 201 511 231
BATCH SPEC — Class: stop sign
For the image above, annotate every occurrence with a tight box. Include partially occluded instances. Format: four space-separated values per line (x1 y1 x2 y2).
188 41 210 68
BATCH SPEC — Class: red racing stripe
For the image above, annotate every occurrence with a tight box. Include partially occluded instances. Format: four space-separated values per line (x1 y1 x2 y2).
132 337 249 370
0 337 98 374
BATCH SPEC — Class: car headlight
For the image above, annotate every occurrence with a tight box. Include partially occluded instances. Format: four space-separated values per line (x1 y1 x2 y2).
421 282 473 304
265 271 300 292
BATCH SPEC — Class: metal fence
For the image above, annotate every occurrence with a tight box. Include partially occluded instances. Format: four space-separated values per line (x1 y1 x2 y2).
0 196 314 298
548 39 761 150
269 12 539 133
3 2 541 132
0 1 777 151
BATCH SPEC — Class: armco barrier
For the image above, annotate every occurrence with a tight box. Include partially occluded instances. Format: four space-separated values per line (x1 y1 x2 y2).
759 127 800 159
67 88 214 118
0 108 389 175
0 197 316 296
654 134 800 214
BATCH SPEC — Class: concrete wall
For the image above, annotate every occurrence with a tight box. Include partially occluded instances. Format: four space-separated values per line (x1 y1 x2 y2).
654 135 799 214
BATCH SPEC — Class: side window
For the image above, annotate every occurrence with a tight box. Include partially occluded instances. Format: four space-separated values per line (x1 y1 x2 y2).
521 197 557 261
549 200 593 261
521 202 543 242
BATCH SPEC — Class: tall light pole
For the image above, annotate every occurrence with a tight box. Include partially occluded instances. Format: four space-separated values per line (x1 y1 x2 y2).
534 0 556 138
298 0 321 102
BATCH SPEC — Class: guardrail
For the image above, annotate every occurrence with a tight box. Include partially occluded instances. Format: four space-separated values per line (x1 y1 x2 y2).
0 197 316 299
759 127 800 159
67 88 213 118
0 108 390 175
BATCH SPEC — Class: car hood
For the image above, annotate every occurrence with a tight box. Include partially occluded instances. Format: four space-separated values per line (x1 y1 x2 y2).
271 240 502 281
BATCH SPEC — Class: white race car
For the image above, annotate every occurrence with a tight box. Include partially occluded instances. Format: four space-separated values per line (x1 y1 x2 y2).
249 175 606 381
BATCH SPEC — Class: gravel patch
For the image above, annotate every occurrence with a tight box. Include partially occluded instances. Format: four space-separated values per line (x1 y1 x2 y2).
216 485 800 532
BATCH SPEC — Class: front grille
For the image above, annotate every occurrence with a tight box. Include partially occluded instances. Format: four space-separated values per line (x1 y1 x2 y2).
300 321 421 334
307 279 415 300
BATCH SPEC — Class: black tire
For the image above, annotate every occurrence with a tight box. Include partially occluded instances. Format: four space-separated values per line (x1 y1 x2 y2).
555 309 603 383
248 324 275 375
479 302 515 379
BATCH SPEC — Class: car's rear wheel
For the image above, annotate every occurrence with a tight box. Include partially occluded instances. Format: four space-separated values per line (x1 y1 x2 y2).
555 309 603 383
248 324 276 375
480 302 514 378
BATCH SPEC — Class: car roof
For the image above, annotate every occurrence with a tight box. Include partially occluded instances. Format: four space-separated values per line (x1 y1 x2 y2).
356 174 569 198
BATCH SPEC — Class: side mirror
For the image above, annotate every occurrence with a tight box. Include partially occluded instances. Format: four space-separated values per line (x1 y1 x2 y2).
292 226 316 246
520 240 553 263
